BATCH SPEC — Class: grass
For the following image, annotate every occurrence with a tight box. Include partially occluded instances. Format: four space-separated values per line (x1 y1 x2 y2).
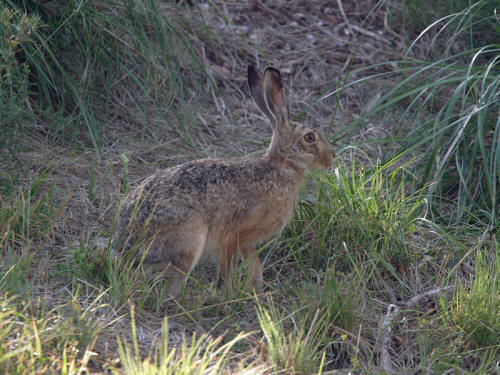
2 0 218 159
0 0 499 373
283 157 427 298
115 309 251 375
0 293 106 374
343 0 500 226
256 299 328 374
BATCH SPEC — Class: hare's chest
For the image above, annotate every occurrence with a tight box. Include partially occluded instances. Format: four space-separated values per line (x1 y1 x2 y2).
236 192 297 244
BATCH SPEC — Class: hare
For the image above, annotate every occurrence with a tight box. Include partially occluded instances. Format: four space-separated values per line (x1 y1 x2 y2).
113 66 335 297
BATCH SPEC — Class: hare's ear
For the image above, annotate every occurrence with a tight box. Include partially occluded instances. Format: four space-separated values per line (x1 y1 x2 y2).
248 65 272 119
263 67 289 126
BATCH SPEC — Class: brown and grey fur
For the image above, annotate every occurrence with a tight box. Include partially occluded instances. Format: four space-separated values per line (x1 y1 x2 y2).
113 66 335 297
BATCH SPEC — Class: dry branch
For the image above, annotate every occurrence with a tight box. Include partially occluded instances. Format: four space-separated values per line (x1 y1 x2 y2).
377 285 456 374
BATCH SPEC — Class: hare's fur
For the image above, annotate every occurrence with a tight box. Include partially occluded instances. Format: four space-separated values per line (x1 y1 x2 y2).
114 66 334 297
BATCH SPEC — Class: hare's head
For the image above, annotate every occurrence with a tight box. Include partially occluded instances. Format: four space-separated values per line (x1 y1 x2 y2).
248 66 334 171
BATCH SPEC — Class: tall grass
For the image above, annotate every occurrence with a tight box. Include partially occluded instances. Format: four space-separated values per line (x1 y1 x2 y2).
286 157 427 275
400 0 500 47
331 0 499 226
2 0 215 158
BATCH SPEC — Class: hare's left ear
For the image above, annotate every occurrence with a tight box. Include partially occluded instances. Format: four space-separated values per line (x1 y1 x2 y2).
262 67 290 126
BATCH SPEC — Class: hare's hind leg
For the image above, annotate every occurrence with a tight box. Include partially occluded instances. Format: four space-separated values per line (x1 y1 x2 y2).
159 216 208 298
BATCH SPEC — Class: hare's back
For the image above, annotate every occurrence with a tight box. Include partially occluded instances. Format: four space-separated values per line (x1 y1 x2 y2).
119 156 284 231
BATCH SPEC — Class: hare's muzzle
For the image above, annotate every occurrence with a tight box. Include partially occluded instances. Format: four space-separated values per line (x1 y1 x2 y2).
322 146 335 168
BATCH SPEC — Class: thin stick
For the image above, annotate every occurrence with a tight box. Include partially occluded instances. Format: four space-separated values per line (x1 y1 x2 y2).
405 285 455 308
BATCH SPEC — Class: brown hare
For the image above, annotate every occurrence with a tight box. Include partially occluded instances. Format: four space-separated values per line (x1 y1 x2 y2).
114 66 335 297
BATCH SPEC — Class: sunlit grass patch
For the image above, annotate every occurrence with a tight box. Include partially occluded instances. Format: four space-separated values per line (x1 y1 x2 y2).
442 247 499 350
114 309 250 375
0 293 106 374
256 299 328 375
286 157 427 276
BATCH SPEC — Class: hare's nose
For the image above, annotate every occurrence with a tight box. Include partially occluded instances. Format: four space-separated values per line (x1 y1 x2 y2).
331 147 336 158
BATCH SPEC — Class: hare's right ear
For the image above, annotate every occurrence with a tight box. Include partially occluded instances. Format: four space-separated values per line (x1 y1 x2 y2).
248 65 273 120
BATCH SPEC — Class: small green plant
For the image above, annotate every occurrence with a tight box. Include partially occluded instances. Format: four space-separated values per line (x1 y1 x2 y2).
72 234 108 283
257 299 327 374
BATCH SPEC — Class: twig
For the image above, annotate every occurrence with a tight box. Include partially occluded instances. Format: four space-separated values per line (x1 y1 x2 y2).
405 285 455 308
380 304 398 374
336 0 355 38
377 285 456 374
349 24 392 45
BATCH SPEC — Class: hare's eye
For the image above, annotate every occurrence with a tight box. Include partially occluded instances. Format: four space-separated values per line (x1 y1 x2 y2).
304 132 315 143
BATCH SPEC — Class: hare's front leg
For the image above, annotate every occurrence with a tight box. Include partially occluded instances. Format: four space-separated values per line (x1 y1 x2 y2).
241 245 263 292
217 243 238 287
